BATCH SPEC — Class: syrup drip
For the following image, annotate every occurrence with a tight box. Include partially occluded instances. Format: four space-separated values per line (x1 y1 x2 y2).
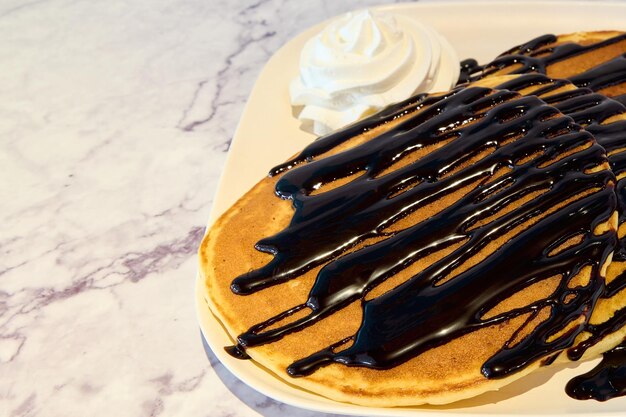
493 74 626 267
566 342 626 401
226 87 616 381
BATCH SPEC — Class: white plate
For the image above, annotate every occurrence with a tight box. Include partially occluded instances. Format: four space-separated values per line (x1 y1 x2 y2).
197 1 626 415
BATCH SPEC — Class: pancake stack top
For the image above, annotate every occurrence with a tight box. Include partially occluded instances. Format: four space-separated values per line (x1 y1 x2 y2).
199 31 626 405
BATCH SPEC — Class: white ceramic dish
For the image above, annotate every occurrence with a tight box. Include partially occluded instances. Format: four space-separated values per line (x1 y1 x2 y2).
197 1 626 415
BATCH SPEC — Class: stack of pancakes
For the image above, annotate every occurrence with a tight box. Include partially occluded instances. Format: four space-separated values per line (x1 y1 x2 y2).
199 31 626 405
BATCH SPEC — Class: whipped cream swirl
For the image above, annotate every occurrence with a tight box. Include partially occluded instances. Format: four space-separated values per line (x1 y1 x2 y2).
290 10 460 135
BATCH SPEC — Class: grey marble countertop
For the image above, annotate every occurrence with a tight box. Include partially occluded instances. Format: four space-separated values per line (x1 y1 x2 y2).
3 0 620 416
1 0 404 416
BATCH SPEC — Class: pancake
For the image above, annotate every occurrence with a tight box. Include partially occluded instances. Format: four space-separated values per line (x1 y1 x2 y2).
199 85 618 405
460 31 626 104
470 74 626 373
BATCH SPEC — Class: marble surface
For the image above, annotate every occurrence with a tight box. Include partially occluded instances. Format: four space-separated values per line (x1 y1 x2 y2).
3 0 621 416
0 0 407 416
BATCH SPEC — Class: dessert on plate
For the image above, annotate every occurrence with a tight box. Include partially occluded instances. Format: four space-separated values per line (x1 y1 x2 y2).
198 10 626 405
199 83 618 405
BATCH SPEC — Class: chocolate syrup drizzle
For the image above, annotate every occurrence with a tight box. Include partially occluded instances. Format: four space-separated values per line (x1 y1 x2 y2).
458 33 626 106
492 74 626 275
462 33 626 399
226 86 617 382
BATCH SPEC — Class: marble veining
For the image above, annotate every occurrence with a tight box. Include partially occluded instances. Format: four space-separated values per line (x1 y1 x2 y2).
0 0 404 416
7 0 619 415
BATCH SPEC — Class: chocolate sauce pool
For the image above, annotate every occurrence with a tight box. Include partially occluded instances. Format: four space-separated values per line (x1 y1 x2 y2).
566 342 626 401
